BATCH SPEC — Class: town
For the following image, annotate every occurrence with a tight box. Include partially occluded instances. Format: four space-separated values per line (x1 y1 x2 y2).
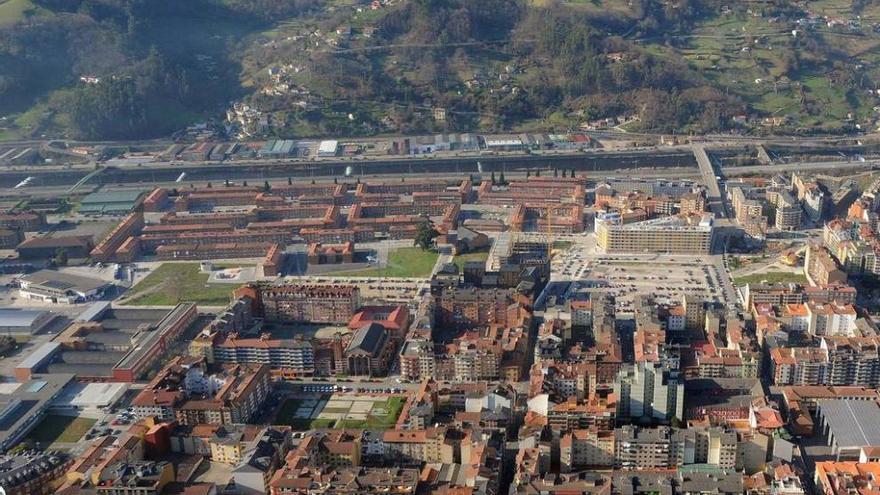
0 136 879 495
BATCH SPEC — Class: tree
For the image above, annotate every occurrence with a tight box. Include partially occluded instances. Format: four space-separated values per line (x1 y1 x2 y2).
243 180 248 186
491 171 496 184
535 170 541 177
225 179 230 187
562 169 567 178
414 221 439 250
288 177 293 185
207 182 212 188
553 168 558 177
526 170 531 178
53 249 68 267
263 180 271 192
571 169 576 177
334 177 338 184
499 171 506 184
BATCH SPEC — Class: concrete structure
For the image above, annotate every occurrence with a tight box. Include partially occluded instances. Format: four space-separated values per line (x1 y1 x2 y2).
18 270 112 304
817 399 880 459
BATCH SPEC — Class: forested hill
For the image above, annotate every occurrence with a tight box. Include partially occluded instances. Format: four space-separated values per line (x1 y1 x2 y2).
2 0 880 140
0 0 320 140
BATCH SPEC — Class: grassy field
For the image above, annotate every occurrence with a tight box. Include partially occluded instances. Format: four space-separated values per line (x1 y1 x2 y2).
0 0 47 27
733 271 808 286
336 396 405 429
27 415 95 445
125 263 235 306
327 247 438 278
453 250 490 272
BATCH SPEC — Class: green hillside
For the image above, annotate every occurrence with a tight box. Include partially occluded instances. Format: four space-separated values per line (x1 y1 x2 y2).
3 0 880 140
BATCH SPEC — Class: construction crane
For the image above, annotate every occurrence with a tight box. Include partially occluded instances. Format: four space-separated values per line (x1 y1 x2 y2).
546 205 554 261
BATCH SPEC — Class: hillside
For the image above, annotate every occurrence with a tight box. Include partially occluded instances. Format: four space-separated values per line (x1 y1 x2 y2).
3 0 880 140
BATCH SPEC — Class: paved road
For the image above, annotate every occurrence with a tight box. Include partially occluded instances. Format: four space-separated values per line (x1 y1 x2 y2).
692 144 728 220
722 159 878 176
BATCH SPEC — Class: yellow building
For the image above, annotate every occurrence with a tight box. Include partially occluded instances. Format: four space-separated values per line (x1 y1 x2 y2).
596 215 714 254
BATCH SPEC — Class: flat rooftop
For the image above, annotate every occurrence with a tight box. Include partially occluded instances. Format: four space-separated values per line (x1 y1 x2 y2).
20 270 110 294
24 306 186 378
818 399 880 448
53 382 128 409
0 309 51 329
0 374 74 451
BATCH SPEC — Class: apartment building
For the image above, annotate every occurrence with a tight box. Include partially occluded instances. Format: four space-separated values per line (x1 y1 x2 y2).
731 186 765 222
771 337 880 387
805 243 847 287
614 361 684 422
768 190 802 231
211 334 316 377
436 286 527 329
595 214 714 254
90 211 145 262
822 336 880 387
806 302 857 336
560 429 615 471
130 357 271 425
769 347 829 386
235 283 360 325
614 426 682 470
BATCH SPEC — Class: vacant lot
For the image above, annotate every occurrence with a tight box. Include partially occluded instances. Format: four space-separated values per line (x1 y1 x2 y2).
27 415 95 445
276 394 405 430
124 263 235 306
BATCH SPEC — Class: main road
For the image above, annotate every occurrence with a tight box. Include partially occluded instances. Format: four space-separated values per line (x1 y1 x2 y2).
692 144 728 219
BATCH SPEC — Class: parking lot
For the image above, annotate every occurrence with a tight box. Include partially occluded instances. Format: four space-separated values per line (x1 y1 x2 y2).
550 235 734 315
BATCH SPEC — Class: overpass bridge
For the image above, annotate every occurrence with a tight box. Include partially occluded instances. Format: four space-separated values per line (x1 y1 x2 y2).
692 144 728 220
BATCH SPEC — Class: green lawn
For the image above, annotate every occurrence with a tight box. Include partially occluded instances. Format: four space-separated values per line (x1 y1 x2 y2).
125 263 236 306
327 247 438 278
453 250 489 272
26 415 95 445
733 271 807 286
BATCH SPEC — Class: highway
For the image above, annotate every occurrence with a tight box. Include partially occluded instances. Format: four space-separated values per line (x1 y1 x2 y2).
721 159 878 176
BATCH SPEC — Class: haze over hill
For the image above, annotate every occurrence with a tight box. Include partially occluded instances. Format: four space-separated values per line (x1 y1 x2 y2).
2 0 880 140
